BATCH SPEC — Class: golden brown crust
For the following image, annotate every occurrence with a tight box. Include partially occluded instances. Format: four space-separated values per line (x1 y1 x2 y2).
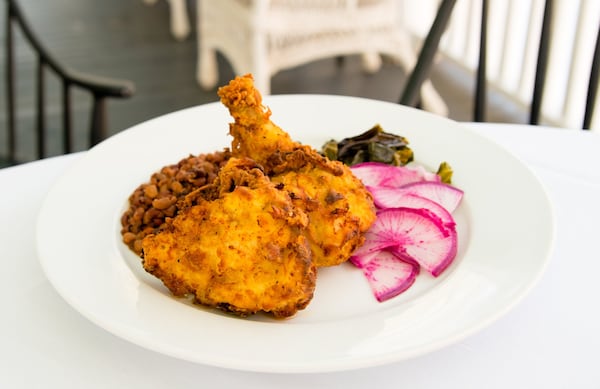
141 158 316 318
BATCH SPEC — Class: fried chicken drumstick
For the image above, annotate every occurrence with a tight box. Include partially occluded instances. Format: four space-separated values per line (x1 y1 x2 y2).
142 158 316 318
218 74 376 267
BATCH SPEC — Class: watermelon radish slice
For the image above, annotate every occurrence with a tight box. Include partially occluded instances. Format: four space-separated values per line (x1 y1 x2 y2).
354 207 457 277
350 162 440 188
350 250 419 302
393 181 464 213
367 190 456 228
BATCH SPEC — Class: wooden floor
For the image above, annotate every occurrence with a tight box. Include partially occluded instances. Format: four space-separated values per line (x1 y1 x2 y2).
1 0 525 164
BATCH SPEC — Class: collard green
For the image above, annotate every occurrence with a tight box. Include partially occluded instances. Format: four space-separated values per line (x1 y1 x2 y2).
322 125 414 166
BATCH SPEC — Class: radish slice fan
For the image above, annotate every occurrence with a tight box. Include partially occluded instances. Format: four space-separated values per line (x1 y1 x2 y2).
350 163 463 302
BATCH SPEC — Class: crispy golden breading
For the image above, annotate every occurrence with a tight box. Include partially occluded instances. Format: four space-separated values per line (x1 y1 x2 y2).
141 158 316 318
218 74 377 267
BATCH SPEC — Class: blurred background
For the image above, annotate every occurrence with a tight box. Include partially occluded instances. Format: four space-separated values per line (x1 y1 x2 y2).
1 0 598 163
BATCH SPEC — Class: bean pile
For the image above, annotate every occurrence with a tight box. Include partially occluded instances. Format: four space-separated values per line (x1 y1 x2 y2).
120 149 231 255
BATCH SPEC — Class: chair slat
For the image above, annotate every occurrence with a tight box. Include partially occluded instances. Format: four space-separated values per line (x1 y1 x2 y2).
6 3 16 164
62 81 73 153
36 56 46 159
90 96 107 147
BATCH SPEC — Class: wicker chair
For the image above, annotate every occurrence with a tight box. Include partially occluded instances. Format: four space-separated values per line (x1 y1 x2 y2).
196 0 452 115
143 0 191 41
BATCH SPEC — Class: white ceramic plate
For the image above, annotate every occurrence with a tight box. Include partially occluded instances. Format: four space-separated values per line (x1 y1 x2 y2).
37 95 554 373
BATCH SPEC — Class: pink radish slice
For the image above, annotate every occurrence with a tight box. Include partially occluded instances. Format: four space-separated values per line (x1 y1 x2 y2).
396 181 464 213
350 250 419 302
351 162 440 188
355 207 457 277
367 190 456 228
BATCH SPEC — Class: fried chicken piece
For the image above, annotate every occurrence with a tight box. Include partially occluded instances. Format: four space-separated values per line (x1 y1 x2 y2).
141 158 316 318
218 74 377 267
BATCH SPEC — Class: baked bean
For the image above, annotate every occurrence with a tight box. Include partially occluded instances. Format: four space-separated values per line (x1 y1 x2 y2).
152 195 176 210
133 239 144 255
122 232 136 244
144 184 158 199
164 205 177 218
143 207 162 225
170 181 184 194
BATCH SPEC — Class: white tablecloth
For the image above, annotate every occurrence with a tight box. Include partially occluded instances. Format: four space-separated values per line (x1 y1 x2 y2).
2 123 599 388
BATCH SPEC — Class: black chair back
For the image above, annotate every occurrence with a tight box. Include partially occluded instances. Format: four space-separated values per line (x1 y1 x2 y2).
4 0 135 165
